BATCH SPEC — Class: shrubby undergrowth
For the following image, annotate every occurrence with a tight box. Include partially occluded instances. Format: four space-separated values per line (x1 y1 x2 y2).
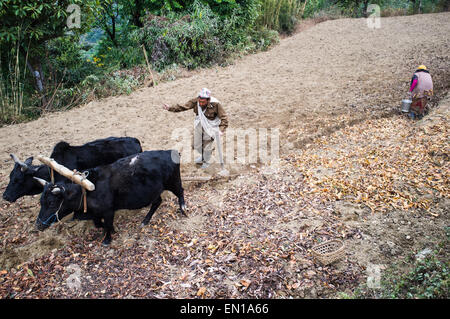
351 244 449 299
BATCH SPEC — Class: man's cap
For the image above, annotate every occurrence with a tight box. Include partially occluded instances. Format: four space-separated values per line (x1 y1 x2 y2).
417 65 427 70
198 88 211 99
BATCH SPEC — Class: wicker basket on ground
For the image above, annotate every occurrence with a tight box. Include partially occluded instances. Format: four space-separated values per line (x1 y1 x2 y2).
311 239 345 265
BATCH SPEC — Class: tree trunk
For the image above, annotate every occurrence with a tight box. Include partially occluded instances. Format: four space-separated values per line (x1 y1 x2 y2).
132 0 144 27
363 0 370 17
410 0 415 13
105 14 118 47
26 58 47 106
444 0 450 11
410 0 420 14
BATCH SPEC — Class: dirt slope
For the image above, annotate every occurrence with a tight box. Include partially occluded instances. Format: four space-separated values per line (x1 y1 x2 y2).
1 13 448 162
0 13 449 298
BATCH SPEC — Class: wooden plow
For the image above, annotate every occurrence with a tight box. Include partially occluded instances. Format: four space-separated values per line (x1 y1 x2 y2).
37 155 236 184
181 173 239 182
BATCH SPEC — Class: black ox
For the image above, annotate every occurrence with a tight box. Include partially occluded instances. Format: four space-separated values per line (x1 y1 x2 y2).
35 150 186 246
2 137 142 203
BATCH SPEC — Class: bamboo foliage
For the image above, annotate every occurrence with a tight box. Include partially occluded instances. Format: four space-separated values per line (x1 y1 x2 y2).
258 0 283 30
0 37 28 124
257 0 304 33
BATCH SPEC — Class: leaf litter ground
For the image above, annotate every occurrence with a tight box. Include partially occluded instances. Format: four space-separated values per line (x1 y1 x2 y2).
0 13 449 298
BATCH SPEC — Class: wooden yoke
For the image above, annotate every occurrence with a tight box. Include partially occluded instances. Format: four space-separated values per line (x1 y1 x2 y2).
37 155 95 191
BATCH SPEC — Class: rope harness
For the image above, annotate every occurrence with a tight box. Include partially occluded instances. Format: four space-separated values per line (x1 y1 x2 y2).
38 185 65 226
41 169 89 223
72 170 89 213
46 166 55 184
38 178 88 227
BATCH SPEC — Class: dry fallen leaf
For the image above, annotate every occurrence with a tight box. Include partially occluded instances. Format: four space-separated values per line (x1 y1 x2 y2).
240 279 251 289
179 273 189 281
197 287 207 297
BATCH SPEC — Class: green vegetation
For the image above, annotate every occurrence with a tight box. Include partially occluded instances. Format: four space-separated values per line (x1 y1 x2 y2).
0 0 448 125
350 236 449 299
0 0 101 123
302 0 449 18
257 0 304 33
384 255 448 298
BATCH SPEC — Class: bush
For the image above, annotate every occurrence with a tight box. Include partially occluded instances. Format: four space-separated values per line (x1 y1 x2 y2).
46 36 97 88
249 27 280 51
105 71 141 95
138 1 271 71
303 0 333 18
311 4 343 20
83 67 147 98
95 27 144 71
139 7 219 70
381 254 449 299
352 244 449 299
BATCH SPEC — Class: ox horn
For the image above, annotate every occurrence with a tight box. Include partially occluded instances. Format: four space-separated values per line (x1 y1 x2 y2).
33 177 49 187
10 154 28 171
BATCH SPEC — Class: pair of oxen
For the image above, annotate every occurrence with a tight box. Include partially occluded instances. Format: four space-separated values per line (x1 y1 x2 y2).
2 137 186 245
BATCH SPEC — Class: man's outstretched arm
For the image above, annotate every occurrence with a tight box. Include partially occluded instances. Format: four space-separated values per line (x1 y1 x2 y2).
163 98 197 112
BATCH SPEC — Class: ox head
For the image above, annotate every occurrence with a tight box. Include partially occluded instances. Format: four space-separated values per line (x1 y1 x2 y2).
34 179 80 231
3 154 42 202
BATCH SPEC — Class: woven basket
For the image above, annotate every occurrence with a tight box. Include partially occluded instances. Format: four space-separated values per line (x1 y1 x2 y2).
311 239 345 265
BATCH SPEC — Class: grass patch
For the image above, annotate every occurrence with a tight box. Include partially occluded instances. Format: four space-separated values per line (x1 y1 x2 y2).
350 237 449 299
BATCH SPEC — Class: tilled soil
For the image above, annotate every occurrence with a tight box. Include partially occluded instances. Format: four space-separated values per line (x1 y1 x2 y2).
0 12 449 298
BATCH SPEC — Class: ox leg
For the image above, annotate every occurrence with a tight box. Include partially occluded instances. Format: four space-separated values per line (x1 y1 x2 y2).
93 216 104 229
92 217 116 241
101 213 115 246
167 187 186 216
167 175 187 216
177 189 187 217
173 189 186 217
141 196 162 226
93 218 116 233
